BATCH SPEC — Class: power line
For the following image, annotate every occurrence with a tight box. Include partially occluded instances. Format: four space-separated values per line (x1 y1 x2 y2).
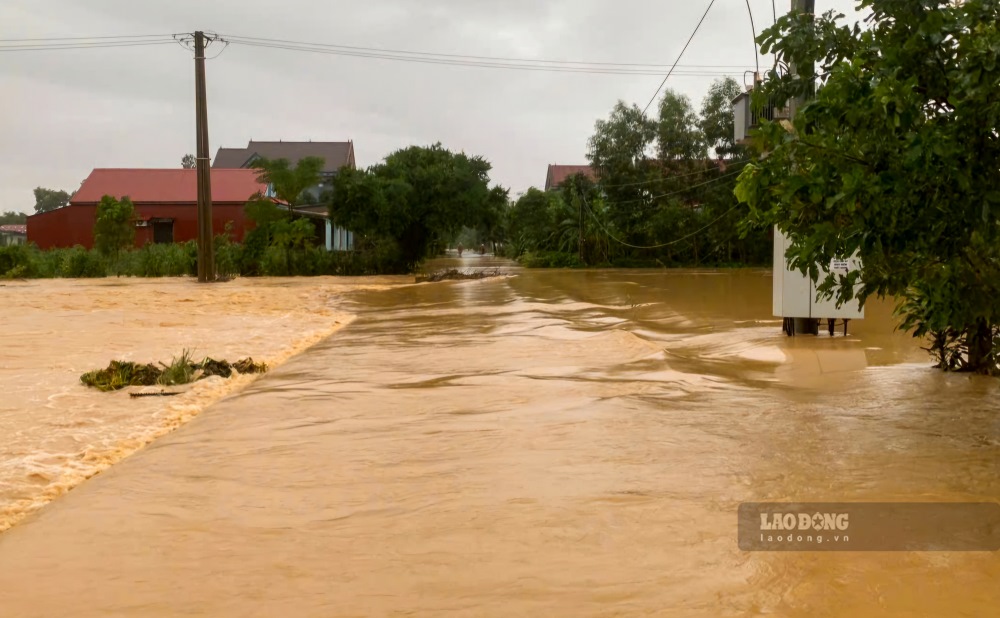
598 160 749 189
0 34 175 43
745 0 760 75
583 192 743 250
227 39 745 77
641 0 718 116
0 40 177 52
220 33 752 70
599 168 745 206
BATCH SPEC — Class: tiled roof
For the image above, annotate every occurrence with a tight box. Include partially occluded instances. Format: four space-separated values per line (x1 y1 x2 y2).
212 140 354 174
69 169 267 205
0 224 27 234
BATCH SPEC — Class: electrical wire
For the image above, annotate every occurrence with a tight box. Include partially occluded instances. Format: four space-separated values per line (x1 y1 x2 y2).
598 168 745 206
641 0 718 116
219 33 751 70
598 160 749 189
0 34 175 43
772 0 779 68
227 39 744 77
0 40 177 52
745 0 760 75
583 192 743 250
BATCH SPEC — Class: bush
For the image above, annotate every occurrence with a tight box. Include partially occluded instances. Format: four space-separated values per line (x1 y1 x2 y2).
61 246 108 278
0 245 34 278
132 242 197 277
518 251 585 269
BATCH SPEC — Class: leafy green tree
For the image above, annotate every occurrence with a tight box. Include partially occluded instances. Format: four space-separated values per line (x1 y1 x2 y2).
330 144 507 272
736 0 1000 374
181 154 196 169
251 156 325 206
93 195 135 257
508 188 563 255
587 101 659 242
657 89 705 162
33 187 71 214
699 77 745 160
0 211 27 225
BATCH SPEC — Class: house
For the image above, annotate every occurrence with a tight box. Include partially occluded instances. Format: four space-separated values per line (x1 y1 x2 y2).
544 165 598 191
213 140 357 249
26 169 266 250
0 224 27 247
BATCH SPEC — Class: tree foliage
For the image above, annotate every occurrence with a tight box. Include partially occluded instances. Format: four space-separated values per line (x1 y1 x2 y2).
251 156 325 206
564 80 764 265
181 154 196 169
699 77 744 159
33 187 70 214
330 144 508 272
0 211 27 225
735 0 1000 374
93 195 135 257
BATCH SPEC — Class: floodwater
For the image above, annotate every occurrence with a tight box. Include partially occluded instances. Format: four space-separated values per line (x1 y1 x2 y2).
1 267 999 616
0 276 398 532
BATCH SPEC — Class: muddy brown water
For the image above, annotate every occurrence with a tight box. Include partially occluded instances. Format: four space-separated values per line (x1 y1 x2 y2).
1 267 998 616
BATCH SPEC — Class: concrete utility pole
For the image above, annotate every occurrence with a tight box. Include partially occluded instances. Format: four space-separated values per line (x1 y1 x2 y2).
787 0 816 335
194 31 216 282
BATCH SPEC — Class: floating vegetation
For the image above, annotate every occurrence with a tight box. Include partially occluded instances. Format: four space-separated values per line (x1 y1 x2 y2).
232 358 268 375
80 361 162 392
158 350 196 386
416 268 507 283
80 353 270 392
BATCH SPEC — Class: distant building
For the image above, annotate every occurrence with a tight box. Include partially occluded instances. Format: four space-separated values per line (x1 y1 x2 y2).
0 224 27 246
213 140 357 249
27 169 266 250
544 164 598 191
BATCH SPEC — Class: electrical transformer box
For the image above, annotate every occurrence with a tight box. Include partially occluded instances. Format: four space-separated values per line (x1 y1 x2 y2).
772 228 864 320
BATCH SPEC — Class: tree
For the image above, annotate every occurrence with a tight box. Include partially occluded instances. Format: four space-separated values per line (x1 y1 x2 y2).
0 211 27 225
181 154 196 169
587 101 659 242
735 0 1000 374
330 144 506 272
657 89 705 162
251 156 325 206
699 77 745 160
33 187 70 213
93 195 135 257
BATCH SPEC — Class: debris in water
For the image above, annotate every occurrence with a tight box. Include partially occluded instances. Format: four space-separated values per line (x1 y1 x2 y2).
129 391 181 398
198 358 233 379
233 357 268 374
416 268 507 283
80 361 163 392
81 354 269 392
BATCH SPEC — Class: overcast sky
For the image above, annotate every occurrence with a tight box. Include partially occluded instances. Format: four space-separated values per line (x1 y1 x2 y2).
1 0 863 213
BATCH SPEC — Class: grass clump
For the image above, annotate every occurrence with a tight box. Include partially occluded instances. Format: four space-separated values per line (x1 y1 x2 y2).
157 350 197 386
80 361 163 392
80 353 270 392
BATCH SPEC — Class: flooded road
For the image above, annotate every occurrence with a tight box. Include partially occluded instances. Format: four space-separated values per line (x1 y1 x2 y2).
1 268 998 616
0 276 398 532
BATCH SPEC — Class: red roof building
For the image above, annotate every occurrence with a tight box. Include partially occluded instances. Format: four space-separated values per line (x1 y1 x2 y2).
27 169 267 250
544 164 598 191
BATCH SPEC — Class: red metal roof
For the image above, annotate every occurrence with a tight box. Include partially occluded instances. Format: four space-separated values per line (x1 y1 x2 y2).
545 165 598 190
0 224 27 234
70 169 267 205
